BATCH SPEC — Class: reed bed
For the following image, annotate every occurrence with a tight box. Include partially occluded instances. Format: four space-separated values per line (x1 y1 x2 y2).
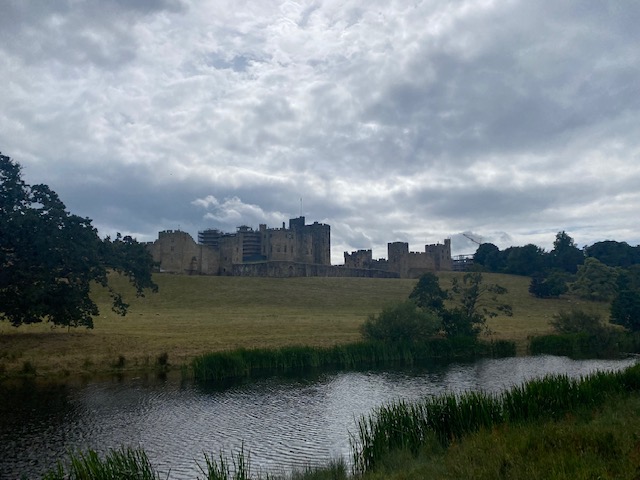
42 447 160 480
351 362 640 474
42 446 348 480
191 339 516 383
529 331 640 358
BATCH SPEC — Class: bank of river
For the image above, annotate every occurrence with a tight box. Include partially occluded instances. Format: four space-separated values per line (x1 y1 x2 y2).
0 355 636 479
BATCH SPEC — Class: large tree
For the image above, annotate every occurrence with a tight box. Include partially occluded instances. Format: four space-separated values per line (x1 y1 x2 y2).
0 153 157 328
570 257 618 302
549 231 584 274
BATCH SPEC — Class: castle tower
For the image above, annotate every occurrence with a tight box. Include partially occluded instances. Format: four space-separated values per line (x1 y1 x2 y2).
388 242 409 278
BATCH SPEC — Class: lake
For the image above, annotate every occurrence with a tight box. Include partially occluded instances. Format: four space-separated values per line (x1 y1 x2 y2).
0 355 636 479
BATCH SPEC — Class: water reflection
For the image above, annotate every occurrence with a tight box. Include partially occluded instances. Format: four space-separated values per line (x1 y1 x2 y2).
0 356 636 479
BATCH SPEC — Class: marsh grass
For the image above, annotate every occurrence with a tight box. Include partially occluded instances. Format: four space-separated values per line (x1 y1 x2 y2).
42 447 160 480
352 363 640 474
199 444 252 480
191 339 516 382
530 330 640 358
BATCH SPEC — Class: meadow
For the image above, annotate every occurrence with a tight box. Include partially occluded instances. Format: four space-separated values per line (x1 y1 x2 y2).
0 272 610 378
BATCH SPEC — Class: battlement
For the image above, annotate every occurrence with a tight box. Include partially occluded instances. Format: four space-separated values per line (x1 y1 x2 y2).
151 219 451 278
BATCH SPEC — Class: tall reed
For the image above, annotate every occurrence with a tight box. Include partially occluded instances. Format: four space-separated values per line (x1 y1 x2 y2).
352 363 640 474
42 447 160 480
192 339 515 383
198 443 251 480
529 331 640 358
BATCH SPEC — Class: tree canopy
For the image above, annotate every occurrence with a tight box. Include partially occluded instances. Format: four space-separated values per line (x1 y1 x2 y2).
0 153 158 328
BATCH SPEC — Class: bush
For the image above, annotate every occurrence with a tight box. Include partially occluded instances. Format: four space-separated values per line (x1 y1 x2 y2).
550 308 607 335
441 308 486 340
529 271 569 298
360 301 441 343
611 289 640 332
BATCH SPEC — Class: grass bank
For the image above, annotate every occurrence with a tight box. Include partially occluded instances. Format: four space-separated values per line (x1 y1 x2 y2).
0 272 610 378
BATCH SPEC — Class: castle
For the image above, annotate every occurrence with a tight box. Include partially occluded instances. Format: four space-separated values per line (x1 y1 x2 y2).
149 216 452 278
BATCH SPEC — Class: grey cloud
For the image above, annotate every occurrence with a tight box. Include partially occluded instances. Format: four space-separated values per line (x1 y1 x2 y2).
2 0 640 261
0 0 185 67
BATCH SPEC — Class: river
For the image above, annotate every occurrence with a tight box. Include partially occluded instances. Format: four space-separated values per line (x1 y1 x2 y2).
0 355 636 479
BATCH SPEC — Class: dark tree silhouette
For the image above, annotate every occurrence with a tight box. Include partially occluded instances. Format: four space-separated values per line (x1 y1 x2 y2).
0 153 157 328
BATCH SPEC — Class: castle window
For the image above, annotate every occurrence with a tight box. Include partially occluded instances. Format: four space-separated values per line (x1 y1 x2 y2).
284 245 287 253
170 246 174 252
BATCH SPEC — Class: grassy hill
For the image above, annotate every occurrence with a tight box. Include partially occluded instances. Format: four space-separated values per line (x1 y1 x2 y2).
0 272 611 378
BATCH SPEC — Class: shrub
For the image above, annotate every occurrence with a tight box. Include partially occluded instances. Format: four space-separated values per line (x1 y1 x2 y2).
529 271 569 298
441 308 486 340
550 308 606 335
611 289 640 332
360 301 441 343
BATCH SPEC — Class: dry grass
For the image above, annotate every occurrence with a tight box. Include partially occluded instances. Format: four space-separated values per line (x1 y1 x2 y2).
0 272 611 377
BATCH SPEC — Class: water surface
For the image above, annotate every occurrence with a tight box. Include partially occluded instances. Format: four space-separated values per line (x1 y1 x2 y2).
0 355 635 479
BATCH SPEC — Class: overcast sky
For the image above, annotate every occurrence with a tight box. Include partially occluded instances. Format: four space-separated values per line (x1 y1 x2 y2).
2 1 639 264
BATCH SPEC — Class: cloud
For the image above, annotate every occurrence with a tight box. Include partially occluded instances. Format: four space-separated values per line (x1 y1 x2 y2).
2 0 640 264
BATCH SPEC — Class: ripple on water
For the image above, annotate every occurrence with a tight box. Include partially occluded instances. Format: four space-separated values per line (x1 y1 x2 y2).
1 356 637 478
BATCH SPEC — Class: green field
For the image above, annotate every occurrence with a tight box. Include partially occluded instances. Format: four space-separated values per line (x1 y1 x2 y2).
0 272 611 378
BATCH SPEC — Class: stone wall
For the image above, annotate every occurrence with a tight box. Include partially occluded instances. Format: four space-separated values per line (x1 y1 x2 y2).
150 223 452 279
232 261 398 278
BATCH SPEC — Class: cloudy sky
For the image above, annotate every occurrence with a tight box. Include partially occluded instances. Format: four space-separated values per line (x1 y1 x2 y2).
1 1 639 264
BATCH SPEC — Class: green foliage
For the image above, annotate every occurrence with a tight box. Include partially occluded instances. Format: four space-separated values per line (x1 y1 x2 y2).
361 301 441 343
446 272 512 339
42 447 160 480
441 308 485 339
191 339 516 383
550 308 606 335
502 244 547 276
586 240 640 268
0 153 158 328
408 272 448 311
570 257 619 302
611 289 640 332
549 231 584 274
198 444 252 480
473 243 503 271
528 271 569 298
352 363 640 475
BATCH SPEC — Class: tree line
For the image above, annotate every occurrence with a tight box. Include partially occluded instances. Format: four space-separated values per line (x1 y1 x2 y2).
474 231 640 277
473 231 640 332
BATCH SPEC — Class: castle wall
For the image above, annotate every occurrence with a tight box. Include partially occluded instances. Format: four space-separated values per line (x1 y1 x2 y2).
150 220 451 279
384 239 452 278
232 261 398 278
152 231 219 275
344 249 373 269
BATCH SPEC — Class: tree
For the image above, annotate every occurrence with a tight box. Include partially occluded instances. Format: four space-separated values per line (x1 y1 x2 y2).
408 272 448 311
446 272 513 339
550 308 606 335
503 244 547 276
360 300 441 343
529 271 569 298
473 243 503 272
549 231 584 274
571 257 618 302
0 153 158 328
586 240 639 268
610 290 640 332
